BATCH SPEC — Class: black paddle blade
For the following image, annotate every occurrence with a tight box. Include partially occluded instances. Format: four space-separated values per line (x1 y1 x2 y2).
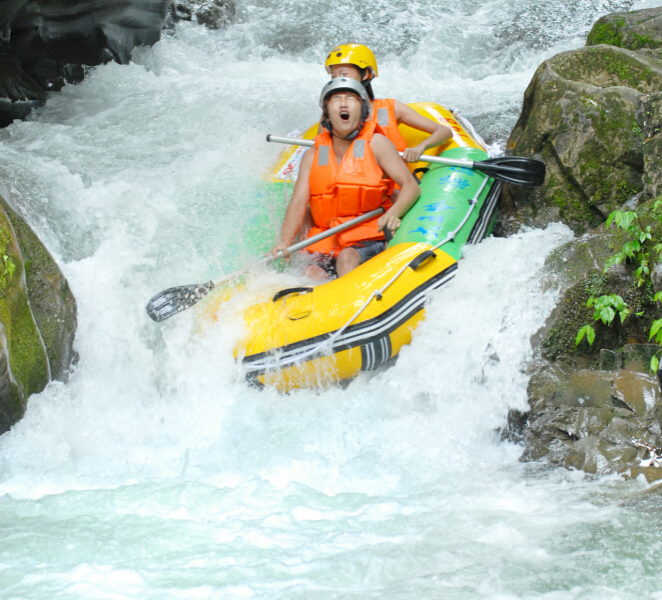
146 281 215 322
474 155 546 187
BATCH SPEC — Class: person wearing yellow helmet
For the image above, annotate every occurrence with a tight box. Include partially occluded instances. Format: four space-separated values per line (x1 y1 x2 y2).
271 78 420 280
324 44 452 163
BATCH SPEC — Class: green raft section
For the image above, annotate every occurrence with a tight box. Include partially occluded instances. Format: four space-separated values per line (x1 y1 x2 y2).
389 147 498 260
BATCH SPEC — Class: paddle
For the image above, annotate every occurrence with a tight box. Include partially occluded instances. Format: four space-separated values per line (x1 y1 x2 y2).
266 135 546 187
146 207 385 322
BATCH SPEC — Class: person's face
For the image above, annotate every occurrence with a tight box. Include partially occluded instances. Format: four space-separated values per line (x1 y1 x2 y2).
329 64 367 82
325 91 362 134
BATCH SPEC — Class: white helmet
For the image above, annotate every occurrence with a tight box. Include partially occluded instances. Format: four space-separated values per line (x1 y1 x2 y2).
319 77 371 140
319 77 370 120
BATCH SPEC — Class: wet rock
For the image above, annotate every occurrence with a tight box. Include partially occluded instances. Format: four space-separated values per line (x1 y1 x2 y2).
0 185 77 434
0 0 169 127
586 7 662 51
600 348 623 371
167 0 236 29
0 38 46 128
537 227 656 362
501 44 662 235
510 353 662 478
641 91 662 200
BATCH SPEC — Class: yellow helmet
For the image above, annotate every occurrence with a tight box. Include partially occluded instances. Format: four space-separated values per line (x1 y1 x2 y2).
324 44 378 78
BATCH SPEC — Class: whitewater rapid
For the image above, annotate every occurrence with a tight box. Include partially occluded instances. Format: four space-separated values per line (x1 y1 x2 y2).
2 0 662 597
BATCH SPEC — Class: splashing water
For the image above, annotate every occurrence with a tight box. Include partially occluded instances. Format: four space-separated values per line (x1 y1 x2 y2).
1 0 662 597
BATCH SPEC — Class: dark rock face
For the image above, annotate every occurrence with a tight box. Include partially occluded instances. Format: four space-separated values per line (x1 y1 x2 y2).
0 0 169 127
0 187 77 434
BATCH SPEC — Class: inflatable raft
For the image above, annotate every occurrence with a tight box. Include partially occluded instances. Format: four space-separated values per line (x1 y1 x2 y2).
237 103 500 390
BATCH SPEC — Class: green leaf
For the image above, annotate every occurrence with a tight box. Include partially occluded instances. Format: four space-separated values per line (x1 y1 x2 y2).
650 319 662 341
655 291 662 303
586 297 595 308
609 294 625 311
576 325 595 346
651 356 659 373
619 307 630 323
606 212 616 229
597 306 615 325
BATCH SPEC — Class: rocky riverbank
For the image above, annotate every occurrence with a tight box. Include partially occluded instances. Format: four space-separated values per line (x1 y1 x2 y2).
501 5 662 480
0 0 235 127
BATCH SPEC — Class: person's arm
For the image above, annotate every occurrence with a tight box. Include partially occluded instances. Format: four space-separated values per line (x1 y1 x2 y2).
370 134 420 232
394 101 453 162
271 149 314 259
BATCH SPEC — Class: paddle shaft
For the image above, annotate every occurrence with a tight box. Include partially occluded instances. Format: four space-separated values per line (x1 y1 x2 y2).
264 206 384 265
207 207 382 285
267 134 480 170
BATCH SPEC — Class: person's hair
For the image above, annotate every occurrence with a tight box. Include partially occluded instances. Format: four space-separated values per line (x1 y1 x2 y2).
357 67 375 100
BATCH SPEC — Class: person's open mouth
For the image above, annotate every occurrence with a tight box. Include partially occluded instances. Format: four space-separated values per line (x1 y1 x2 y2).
340 111 350 122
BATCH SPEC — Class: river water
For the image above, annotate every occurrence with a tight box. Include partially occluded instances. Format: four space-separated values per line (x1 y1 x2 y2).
2 0 662 597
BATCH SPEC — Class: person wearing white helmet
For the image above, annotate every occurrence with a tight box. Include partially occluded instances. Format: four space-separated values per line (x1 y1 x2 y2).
271 78 420 280
324 43 452 162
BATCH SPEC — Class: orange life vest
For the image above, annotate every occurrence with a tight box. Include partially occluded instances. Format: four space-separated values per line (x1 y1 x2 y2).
306 120 391 256
371 98 407 152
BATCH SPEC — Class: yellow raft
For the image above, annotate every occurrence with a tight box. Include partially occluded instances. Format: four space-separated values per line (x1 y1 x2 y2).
234 102 498 391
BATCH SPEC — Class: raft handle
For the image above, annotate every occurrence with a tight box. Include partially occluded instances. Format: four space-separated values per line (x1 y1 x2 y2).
408 250 437 272
273 287 314 302
413 167 429 183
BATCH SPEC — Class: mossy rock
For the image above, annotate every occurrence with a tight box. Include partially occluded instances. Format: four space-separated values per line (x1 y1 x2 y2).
502 45 662 235
0 188 77 434
586 7 662 51
0 195 77 380
0 200 49 433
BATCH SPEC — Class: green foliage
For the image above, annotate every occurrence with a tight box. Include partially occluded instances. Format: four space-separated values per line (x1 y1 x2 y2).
576 294 630 347
575 199 662 370
603 209 653 287
576 324 595 346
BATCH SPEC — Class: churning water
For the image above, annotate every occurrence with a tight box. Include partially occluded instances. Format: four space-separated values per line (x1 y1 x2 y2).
2 0 662 597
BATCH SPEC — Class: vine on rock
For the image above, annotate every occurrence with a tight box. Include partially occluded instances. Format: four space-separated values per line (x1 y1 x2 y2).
576 200 662 370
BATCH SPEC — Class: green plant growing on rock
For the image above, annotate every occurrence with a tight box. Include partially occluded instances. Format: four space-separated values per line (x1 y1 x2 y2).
576 200 662 370
576 294 631 346
0 229 16 290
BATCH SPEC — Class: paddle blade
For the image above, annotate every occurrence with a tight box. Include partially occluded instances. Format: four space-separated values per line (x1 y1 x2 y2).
475 156 546 187
146 281 215 322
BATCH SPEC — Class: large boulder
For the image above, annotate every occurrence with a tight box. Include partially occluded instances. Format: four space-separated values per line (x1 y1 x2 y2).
0 0 169 127
0 185 77 434
501 43 662 235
